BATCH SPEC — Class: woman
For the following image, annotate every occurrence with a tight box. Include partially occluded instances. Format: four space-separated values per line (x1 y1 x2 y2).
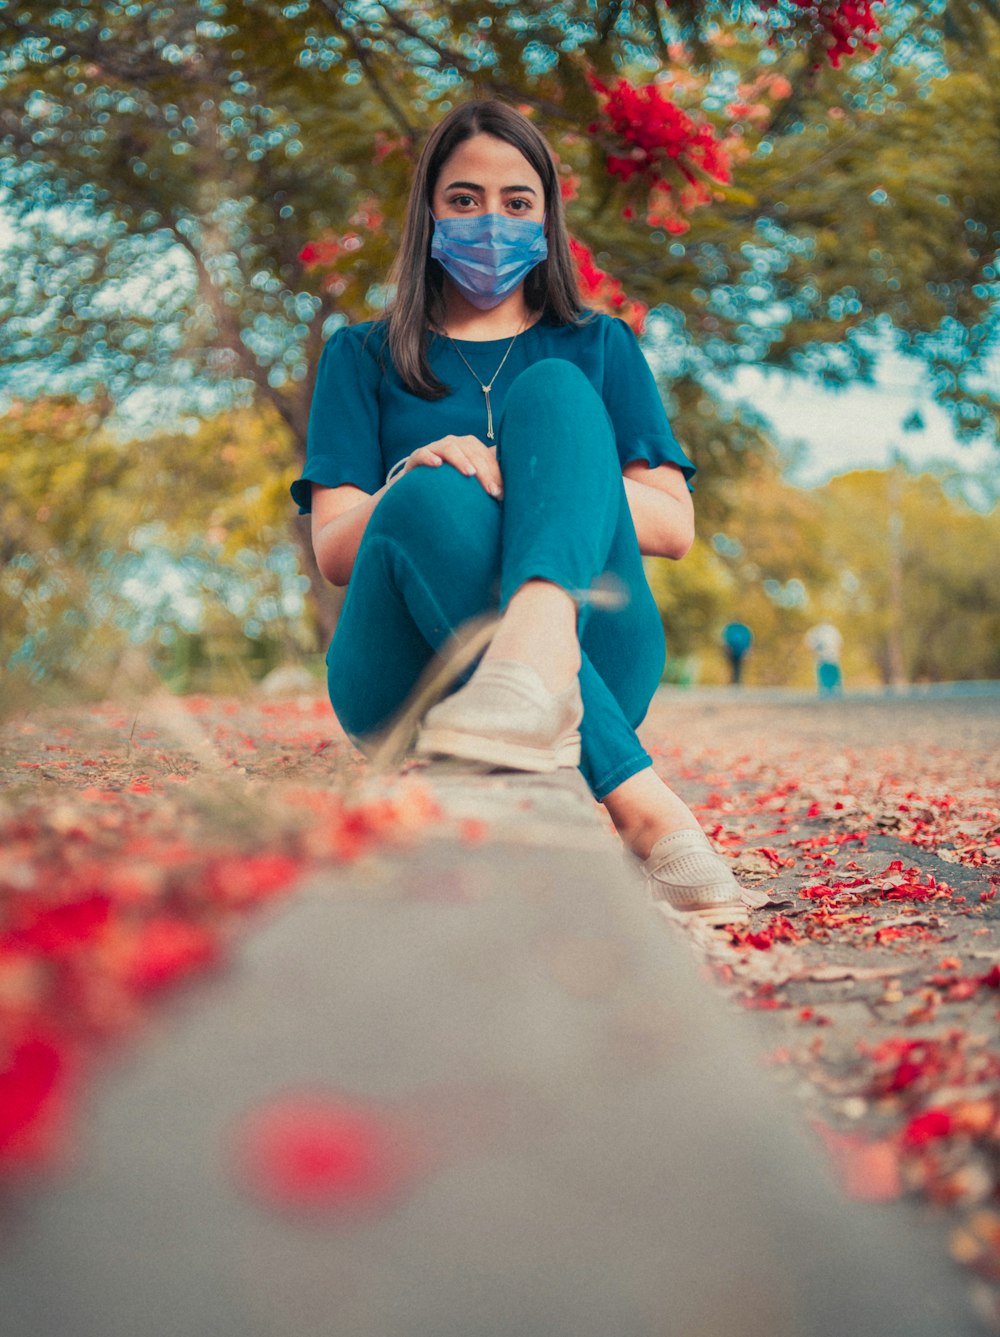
291 100 765 926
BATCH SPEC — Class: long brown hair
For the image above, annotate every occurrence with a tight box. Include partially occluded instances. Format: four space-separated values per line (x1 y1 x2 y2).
385 100 584 398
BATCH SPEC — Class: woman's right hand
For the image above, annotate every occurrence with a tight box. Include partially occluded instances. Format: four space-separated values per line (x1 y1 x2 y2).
396 434 503 500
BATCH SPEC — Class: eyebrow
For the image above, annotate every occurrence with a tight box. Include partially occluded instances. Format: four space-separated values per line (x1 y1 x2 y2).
443 179 538 195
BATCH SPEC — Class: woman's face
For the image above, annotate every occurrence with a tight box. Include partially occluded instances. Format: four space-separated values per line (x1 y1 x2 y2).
431 132 546 224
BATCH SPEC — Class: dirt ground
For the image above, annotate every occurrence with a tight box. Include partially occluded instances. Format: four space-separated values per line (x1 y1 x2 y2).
643 690 1000 1332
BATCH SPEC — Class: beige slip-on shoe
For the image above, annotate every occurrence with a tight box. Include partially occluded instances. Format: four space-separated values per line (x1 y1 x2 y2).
415 659 582 772
642 828 771 928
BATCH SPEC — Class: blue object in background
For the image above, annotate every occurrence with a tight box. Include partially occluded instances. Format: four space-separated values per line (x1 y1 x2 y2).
722 622 754 685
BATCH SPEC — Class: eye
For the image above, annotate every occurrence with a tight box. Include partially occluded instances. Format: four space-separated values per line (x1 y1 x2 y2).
447 193 478 210
507 197 534 213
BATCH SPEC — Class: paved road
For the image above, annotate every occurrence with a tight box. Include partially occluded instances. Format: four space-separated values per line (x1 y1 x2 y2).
656 680 1000 704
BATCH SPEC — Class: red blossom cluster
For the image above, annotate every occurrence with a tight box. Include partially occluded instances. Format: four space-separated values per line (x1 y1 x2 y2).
0 826 300 1174
298 198 384 296
853 1031 1000 1224
298 235 364 269
372 132 411 166
569 236 647 334
928 962 1000 1002
646 699 999 1299
731 915 802 952
798 858 957 906
588 74 731 234
726 71 794 125
559 170 581 202
231 1093 420 1215
866 1033 970 1097
757 0 883 68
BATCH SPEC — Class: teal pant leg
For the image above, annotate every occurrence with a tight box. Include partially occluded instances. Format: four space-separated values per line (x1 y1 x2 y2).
326 466 501 740
579 487 666 799
496 359 664 797
326 359 665 799
495 360 621 607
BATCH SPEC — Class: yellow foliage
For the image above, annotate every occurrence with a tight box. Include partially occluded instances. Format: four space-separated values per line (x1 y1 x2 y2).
647 455 1000 686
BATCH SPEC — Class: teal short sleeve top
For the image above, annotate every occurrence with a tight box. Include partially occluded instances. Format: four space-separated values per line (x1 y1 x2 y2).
290 311 694 514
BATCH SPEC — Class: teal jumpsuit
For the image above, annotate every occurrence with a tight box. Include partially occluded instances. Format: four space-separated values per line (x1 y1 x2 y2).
291 313 695 800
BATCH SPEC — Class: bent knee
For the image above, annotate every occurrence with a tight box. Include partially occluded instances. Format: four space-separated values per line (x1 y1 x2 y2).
361 463 502 597
367 463 490 548
500 359 611 454
507 358 596 403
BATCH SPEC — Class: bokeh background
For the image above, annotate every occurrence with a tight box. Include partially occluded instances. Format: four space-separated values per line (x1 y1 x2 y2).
2 0 999 699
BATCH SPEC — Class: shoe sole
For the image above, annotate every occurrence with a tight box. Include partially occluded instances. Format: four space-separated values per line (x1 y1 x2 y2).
366 615 499 773
656 900 751 929
414 727 581 773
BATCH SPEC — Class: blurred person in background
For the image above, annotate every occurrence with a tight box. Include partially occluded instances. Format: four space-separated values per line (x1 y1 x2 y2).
721 620 754 686
805 622 844 695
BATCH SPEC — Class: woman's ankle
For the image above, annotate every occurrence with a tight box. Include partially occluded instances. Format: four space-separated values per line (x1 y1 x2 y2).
603 769 703 859
483 581 580 691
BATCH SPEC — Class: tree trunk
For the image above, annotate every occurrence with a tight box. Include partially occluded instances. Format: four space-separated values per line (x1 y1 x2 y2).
886 460 907 687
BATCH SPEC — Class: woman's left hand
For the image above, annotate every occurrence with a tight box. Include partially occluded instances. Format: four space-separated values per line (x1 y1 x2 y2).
399 433 503 499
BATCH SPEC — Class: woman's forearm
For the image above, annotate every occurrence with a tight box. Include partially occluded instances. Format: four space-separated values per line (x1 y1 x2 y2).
623 476 695 560
313 485 388 587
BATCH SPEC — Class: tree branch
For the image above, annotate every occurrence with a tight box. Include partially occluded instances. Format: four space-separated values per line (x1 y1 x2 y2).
313 0 417 140
169 226 309 445
372 1 572 125
0 13 173 86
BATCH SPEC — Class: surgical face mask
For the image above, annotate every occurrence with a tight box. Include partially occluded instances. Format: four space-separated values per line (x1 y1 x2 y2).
429 211 548 310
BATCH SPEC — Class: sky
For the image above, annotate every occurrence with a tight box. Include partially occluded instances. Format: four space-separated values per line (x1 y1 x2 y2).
713 349 999 501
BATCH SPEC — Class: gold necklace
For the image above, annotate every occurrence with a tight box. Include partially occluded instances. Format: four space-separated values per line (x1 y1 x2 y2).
446 327 523 442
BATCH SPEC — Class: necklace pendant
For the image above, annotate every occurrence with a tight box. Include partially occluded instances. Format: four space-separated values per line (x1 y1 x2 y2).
446 329 523 445
483 387 495 441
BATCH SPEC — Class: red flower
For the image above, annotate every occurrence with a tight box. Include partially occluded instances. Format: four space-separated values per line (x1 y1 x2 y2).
756 1 882 68
202 853 301 908
0 1030 73 1169
231 1092 421 1215
867 1034 965 1098
123 917 220 995
5 894 112 956
568 237 647 334
901 1108 953 1148
299 198 383 272
589 74 730 233
559 172 580 202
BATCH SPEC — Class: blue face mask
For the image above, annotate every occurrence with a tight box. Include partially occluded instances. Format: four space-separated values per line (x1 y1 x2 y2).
430 212 548 310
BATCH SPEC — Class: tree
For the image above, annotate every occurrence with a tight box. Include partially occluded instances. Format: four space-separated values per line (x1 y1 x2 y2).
0 396 309 696
650 454 1000 686
815 466 1000 683
1 1 998 645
